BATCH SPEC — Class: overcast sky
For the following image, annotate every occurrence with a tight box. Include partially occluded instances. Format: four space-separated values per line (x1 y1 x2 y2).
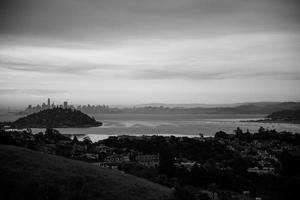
1 0 300 107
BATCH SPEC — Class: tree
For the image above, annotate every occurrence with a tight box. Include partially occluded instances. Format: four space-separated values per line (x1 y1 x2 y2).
215 131 229 139
158 150 175 177
72 136 79 144
83 136 92 146
234 127 243 135
258 126 266 134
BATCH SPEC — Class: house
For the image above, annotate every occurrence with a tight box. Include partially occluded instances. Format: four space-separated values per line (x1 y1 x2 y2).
175 161 201 171
4 128 32 133
95 144 112 154
71 144 87 158
85 153 99 160
247 167 275 175
105 154 130 163
135 154 159 167
92 162 118 169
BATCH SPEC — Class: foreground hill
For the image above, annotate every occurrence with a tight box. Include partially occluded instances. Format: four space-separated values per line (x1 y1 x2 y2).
0 144 171 200
9 107 102 128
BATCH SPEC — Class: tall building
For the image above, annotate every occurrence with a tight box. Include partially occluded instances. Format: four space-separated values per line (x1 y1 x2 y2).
47 98 50 107
63 101 68 109
42 103 47 109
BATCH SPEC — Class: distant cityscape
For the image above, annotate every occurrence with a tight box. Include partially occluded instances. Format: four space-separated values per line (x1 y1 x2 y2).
22 99 300 116
24 98 110 114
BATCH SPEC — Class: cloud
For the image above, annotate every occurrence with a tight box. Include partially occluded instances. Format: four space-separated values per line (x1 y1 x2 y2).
0 60 108 74
0 30 299 80
130 68 300 81
130 69 229 80
1 0 300 41
0 89 67 96
0 0 300 105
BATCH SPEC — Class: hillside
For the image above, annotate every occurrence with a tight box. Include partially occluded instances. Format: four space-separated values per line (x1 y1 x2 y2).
10 107 102 128
266 109 300 123
89 101 300 114
183 101 300 114
0 144 171 200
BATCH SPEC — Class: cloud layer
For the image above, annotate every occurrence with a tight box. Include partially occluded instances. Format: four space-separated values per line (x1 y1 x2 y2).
0 0 300 106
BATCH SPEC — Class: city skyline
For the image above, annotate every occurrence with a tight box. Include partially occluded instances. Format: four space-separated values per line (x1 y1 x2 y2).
1 0 300 107
5 97 300 111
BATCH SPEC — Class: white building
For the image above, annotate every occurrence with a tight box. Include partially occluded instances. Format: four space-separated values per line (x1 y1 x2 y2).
247 167 275 174
135 154 159 167
105 154 130 163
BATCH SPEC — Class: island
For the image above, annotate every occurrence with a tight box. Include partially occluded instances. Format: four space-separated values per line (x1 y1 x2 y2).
1 107 102 128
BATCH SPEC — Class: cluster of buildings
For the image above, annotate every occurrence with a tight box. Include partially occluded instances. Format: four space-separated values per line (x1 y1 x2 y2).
71 143 160 169
216 137 280 175
23 98 111 114
24 98 71 114
174 158 201 172
247 167 275 175
2 128 161 170
76 104 110 114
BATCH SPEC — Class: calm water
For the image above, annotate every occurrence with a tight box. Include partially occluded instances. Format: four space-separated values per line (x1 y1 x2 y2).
22 113 300 142
1 112 300 142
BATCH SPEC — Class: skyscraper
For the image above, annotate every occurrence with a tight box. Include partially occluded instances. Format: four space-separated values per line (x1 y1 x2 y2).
63 101 68 109
47 98 50 108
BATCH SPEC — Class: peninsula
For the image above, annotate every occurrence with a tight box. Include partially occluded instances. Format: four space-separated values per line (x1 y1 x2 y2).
246 109 300 124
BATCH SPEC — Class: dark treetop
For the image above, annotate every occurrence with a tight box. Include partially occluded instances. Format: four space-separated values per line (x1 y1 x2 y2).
9 108 102 128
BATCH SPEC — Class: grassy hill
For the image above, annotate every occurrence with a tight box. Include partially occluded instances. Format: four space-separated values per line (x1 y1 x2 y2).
0 144 171 200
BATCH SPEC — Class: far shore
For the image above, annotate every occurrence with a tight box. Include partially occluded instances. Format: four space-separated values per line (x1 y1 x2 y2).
241 119 300 125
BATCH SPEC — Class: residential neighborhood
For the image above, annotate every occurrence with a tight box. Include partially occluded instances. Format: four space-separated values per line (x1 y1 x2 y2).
1 127 299 200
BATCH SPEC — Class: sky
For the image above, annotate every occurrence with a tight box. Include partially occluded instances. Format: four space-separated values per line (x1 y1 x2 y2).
1 0 300 108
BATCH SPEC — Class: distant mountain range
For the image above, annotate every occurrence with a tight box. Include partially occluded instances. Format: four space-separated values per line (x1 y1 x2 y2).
131 101 293 108
132 103 245 108
109 101 300 115
189 101 300 114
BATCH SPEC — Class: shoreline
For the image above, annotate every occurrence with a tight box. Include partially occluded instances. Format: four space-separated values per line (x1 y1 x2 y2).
241 119 300 125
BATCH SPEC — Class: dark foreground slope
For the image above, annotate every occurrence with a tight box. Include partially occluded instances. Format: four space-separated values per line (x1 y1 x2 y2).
0 145 171 200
